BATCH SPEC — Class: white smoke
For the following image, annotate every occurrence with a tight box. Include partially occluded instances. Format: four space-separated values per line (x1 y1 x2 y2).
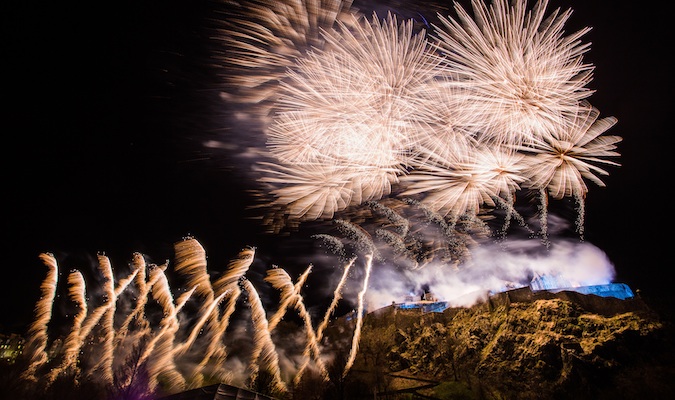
363 238 616 310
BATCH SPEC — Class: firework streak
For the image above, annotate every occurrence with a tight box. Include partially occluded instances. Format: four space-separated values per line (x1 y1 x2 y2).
20 238 372 396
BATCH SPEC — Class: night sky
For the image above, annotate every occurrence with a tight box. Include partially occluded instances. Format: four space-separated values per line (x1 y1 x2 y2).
3 0 672 333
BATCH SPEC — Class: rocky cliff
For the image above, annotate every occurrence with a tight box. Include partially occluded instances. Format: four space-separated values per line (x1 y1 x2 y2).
334 291 675 399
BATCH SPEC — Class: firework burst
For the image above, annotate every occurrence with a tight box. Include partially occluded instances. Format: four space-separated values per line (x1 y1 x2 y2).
223 0 620 241
217 0 359 114
430 0 595 146
257 11 443 226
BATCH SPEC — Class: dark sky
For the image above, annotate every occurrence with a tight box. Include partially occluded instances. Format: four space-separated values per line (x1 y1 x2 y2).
3 0 672 332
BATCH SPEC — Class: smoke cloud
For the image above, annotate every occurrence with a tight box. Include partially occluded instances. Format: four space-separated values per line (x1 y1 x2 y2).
362 238 616 310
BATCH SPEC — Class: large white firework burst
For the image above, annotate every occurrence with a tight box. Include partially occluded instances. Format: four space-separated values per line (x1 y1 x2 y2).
430 0 595 146
268 11 441 167
518 101 621 200
260 11 442 224
221 0 622 242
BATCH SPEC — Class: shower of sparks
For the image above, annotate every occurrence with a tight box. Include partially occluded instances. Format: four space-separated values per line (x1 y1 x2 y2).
316 198 489 270
219 0 621 244
19 238 371 397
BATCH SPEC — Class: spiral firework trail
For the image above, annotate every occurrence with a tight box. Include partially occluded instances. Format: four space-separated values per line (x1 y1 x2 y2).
115 253 152 347
172 291 227 358
295 256 355 385
88 255 139 385
191 286 240 387
46 270 87 384
21 253 58 382
144 267 189 393
174 238 214 302
212 246 255 295
191 247 253 386
18 237 379 398
264 266 328 381
242 279 287 394
266 265 311 332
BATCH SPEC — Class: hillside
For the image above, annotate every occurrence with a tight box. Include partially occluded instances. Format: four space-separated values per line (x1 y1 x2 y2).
315 289 675 399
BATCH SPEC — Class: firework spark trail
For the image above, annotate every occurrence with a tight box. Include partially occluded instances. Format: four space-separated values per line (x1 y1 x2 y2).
90 255 116 385
291 289 328 381
266 264 312 332
115 253 152 345
265 266 328 381
142 267 191 393
402 197 481 266
172 238 225 361
538 187 550 247
23 238 397 393
190 286 241 387
148 329 186 394
46 270 87 385
343 253 373 378
312 233 347 260
366 201 409 236
493 194 534 238
374 228 422 268
212 247 256 296
174 238 215 302
172 291 227 358
295 256 355 385
87 256 140 385
118 262 168 354
138 267 196 369
191 247 256 383
242 279 287 394
71 264 139 380
21 253 58 382
314 258 355 337
575 194 585 240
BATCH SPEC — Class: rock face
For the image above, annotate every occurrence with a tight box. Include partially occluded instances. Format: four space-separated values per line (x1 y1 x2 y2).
345 291 675 399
